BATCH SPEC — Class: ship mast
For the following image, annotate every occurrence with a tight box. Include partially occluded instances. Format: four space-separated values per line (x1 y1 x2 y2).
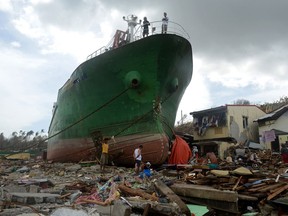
123 15 141 42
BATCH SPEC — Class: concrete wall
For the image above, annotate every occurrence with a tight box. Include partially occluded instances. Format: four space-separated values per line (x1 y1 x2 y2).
279 135 288 145
218 141 231 159
193 126 229 140
227 105 266 144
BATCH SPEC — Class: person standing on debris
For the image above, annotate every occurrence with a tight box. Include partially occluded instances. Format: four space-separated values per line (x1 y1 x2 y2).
206 152 218 164
142 17 150 37
281 144 288 163
189 146 199 164
248 151 260 163
226 154 233 164
205 152 218 169
192 146 199 160
133 145 143 175
100 138 109 172
161 12 169 34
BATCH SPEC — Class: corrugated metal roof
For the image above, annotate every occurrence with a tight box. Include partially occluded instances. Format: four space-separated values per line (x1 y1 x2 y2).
256 104 288 122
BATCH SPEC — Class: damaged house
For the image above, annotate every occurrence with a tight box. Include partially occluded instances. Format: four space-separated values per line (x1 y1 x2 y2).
190 105 266 159
255 104 288 152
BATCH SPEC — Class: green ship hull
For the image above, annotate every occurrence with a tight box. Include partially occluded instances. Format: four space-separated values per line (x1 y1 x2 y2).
48 33 192 165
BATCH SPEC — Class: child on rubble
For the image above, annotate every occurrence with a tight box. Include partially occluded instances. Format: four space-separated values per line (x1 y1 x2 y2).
139 162 152 179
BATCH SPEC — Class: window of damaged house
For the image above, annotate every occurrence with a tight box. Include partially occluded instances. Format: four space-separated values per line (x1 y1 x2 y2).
242 116 248 129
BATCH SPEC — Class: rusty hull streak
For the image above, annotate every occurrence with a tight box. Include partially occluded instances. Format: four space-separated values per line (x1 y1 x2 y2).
47 133 170 166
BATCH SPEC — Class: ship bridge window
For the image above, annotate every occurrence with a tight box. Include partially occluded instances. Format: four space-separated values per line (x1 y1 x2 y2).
73 73 88 85
73 78 80 84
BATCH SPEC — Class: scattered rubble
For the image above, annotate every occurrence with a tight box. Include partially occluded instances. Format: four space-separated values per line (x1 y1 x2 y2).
0 149 288 216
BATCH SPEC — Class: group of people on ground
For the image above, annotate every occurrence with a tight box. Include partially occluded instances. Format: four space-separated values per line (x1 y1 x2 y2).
100 138 151 178
100 137 288 175
189 146 219 166
142 12 169 37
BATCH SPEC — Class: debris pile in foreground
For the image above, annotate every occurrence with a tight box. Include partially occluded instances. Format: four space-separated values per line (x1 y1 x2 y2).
0 153 288 215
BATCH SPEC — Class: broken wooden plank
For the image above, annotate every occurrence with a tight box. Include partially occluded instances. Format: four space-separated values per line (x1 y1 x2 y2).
258 183 285 193
118 184 158 202
270 184 287 193
59 193 72 199
79 198 108 206
154 179 191 216
235 185 245 191
267 184 288 201
248 184 270 192
232 176 242 191
250 182 267 188
247 178 263 183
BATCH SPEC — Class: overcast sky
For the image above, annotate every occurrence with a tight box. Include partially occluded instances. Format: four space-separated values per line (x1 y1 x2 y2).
0 0 287 136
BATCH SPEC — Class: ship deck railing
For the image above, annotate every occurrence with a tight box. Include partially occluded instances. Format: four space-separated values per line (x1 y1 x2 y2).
87 20 190 60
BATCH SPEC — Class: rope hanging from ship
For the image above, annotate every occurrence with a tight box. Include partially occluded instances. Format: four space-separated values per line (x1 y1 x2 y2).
12 83 176 161
158 114 176 137
49 88 173 159
45 91 176 161
49 87 131 139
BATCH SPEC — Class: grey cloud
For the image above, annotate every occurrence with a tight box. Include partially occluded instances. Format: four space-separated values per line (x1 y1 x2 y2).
29 0 288 81
2 0 287 134
34 0 105 31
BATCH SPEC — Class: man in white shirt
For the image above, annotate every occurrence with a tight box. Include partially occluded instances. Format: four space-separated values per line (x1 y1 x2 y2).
162 12 169 34
133 145 143 174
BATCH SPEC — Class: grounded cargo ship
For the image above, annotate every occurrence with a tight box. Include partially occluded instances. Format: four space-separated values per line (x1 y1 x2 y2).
47 15 193 166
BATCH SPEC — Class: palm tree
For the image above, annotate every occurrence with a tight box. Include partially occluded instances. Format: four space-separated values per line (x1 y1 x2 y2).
26 130 34 138
10 131 19 150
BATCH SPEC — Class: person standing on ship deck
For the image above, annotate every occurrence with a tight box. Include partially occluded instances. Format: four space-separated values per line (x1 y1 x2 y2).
134 145 143 175
100 138 109 172
161 12 169 34
142 17 150 37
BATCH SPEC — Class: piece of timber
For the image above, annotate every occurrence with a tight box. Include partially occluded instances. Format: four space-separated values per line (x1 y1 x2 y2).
118 184 158 202
267 184 288 201
261 183 286 193
154 180 191 216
